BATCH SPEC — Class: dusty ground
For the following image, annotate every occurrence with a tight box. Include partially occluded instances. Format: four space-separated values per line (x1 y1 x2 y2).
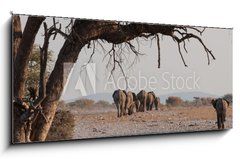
70 105 232 140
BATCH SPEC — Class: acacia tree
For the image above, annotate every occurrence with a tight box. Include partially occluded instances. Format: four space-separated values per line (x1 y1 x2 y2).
13 15 215 143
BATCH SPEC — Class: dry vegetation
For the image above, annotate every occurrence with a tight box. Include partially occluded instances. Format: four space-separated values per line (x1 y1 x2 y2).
46 102 75 141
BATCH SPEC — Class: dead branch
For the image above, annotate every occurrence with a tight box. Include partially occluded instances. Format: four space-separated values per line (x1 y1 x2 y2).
87 40 96 64
177 43 188 67
126 42 144 56
186 26 206 35
156 34 161 68
172 27 215 65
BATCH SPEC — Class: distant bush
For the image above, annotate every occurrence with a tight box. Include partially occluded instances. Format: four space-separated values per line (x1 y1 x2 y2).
166 96 183 106
190 97 212 106
94 100 113 108
223 93 232 104
68 98 94 108
46 109 75 141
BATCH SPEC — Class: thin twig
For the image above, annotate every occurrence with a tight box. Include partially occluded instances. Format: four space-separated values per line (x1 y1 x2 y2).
156 34 161 68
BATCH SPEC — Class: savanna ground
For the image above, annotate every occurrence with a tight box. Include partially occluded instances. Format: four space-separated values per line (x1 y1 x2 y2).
59 104 232 140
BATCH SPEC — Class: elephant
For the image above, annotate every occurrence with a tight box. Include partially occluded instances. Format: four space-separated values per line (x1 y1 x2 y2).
211 98 229 129
154 97 161 110
137 90 148 112
125 91 137 115
125 91 135 115
146 91 156 111
112 89 127 117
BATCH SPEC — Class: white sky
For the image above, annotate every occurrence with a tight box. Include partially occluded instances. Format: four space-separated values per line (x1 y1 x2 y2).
19 15 232 101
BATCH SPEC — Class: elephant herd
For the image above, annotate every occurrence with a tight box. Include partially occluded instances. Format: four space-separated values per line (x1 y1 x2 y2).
112 89 160 117
112 90 230 130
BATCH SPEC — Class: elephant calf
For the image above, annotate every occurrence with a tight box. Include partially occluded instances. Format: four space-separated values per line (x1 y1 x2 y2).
211 98 229 129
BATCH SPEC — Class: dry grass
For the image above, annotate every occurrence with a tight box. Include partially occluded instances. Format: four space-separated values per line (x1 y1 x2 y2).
46 109 75 141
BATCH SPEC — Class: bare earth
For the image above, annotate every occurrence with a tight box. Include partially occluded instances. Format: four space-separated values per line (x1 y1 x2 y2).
70 106 232 140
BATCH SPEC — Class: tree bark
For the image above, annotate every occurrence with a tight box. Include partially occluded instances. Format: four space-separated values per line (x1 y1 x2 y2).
31 36 86 141
12 15 22 62
13 16 45 143
14 16 45 98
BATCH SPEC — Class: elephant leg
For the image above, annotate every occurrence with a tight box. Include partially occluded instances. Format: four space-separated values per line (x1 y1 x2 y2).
135 103 138 112
117 103 120 117
155 103 158 110
119 103 123 117
130 105 134 115
122 102 126 116
128 108 131 115
128 105 132 115
150 103 153 111
142 103 144 112
136 102 139 112
125 104 128 115
223 110 226 122
221 114 225 129
143 98 147 112
217 114 221 129
139 103 142 112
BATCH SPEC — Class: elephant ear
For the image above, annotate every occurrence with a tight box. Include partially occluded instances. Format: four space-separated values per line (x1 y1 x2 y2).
112 90 117 98
223 98 230 106
152 92 156 98
211 99 217 109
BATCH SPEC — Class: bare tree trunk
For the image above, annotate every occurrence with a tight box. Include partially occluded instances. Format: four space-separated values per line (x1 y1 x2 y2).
31 41 85 141
30 20 101 141
14 16 45 98
13 16 45 143
12 15 22 62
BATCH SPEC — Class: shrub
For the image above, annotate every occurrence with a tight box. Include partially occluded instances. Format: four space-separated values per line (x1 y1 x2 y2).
94 100 113 108
68 98 94 108
166 96 183 106
46 109 75 141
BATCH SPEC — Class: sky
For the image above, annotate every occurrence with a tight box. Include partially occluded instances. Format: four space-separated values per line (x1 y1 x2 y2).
19 15 232 101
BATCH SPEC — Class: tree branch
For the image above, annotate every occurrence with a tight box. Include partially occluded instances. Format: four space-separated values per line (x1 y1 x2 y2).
173 28 215 65
156 34 161 68
177 43 188 67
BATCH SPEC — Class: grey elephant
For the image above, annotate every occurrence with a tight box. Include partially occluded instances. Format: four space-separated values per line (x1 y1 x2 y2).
125 91 138 115
137 90 148 112
146 91 156 111
211 98 229 129
112 89 127 117
154 97 161 110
